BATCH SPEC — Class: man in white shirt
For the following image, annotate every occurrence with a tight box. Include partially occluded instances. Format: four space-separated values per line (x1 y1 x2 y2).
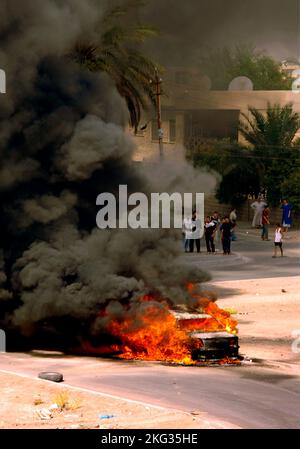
251 198 266 227
183 216 193 252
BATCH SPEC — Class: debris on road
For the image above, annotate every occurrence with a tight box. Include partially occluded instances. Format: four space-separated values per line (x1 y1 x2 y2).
99 414 116 420
36 408 53 420
38 372 63 383
33 396 44 406
241 357 253 365
49 403 59 411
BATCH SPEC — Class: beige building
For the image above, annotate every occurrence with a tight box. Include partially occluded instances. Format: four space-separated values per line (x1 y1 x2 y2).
130 70 300 161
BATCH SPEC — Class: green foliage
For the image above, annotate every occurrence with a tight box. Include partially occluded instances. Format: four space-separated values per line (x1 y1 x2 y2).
280 168 300 213
71 0 160 131
200 44 292 91
188 103 300 211
239 103 300 148
187 140 261 206
239 103 300 207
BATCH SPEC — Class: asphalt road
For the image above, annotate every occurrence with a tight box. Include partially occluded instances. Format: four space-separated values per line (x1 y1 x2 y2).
0 352 299 428
1 224 299 429
181 225 300 281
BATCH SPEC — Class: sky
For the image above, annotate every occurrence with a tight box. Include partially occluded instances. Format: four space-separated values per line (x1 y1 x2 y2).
140 0 300 65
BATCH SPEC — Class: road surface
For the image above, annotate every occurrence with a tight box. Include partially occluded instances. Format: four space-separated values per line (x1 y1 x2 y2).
1 224 299 429
0 352 299 428
181 224 300 281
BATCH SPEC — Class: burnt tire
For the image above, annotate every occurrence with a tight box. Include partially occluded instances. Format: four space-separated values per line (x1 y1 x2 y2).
38 371 63 383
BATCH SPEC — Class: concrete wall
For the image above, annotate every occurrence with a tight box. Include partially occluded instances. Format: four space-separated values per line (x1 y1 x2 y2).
129 90 299 225
174 90 300 144
130 112 186 162
131 90 300 160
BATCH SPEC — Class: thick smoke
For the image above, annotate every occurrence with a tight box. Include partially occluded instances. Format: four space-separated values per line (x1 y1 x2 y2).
141 0 299 65
0 0 212 349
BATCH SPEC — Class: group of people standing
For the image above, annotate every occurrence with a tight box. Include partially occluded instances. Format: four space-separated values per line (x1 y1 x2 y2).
183 209 237 255
182 198 293 259
251 198 292 234
251 197 293 257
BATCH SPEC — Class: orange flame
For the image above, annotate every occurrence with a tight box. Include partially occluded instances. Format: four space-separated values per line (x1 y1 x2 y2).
178 303 238 335
204 302 238 335
107 302 201 365
85 284 239 365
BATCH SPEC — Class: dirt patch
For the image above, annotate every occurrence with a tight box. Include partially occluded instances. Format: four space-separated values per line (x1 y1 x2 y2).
0 371 224 429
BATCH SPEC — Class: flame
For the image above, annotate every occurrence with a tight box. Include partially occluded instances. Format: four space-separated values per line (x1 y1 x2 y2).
86 283 238 365
183 283 238 335
205 302 238 335
107 302 201 365
179 303 238 335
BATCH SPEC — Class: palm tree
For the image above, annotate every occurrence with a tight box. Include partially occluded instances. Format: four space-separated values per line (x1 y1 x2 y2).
239 103 300 204
239 103 300 149
70 1 160 132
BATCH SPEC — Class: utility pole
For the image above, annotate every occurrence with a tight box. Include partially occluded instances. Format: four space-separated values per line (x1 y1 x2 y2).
151 68 164 161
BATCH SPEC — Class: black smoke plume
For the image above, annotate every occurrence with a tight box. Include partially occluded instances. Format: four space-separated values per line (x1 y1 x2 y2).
0 0 212 351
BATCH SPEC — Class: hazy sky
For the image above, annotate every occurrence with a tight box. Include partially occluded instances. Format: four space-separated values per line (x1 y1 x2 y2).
140 0 300 65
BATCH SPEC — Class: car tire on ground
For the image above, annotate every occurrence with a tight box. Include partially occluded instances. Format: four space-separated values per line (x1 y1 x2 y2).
38 371 63 382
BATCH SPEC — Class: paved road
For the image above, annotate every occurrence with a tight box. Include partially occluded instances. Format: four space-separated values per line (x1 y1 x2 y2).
0 352 299 429
181 224 300 281
1 224 299 429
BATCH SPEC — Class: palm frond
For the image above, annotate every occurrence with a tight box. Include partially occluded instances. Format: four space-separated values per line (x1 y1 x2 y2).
71 0 161 131
239 102 300 149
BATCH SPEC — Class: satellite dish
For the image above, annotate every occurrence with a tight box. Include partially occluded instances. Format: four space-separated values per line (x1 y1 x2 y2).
228 76 253 91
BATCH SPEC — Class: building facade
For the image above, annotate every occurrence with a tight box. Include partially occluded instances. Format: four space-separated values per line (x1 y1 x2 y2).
130 69 300 161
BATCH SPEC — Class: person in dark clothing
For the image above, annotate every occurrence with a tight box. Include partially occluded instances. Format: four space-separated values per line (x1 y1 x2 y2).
204 216 216 253
220 216 232 255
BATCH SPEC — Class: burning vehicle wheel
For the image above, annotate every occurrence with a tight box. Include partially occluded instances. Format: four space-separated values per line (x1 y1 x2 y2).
38 372 64 383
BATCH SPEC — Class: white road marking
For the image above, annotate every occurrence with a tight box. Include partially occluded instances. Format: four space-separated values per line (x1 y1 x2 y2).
0 367 239 428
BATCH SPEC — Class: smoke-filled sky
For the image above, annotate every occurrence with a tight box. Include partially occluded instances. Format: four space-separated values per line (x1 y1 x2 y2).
0 0 215 349
0 0 297 350
141 0 300 65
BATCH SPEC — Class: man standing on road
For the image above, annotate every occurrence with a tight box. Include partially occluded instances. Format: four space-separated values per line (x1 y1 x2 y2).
211 211 221 249
204 216 216 254
183 215 193 253
251 197 266 228
220 216 233 255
